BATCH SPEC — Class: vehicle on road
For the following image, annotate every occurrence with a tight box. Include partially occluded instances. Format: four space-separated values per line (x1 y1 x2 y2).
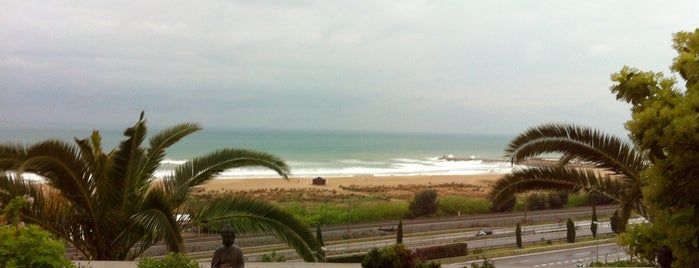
476 229 493 236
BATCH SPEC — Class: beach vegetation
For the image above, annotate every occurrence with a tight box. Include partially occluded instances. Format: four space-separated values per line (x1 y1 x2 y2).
276 199 409 226
437 195 490 216
609 28 699 266
0 113 321 261
409 188 439 218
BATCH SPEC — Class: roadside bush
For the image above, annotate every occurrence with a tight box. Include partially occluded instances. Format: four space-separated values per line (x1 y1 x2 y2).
137 252 199 268
415 243 467 260
361 244 441 268
328 254 365 263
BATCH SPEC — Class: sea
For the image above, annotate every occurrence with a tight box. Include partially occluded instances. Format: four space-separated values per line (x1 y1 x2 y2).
1 127 516 179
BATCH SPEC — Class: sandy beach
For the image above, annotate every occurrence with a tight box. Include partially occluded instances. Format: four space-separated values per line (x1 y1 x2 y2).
197 174 503 196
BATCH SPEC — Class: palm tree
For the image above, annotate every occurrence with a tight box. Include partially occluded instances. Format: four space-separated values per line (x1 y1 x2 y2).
489 123 648 227
0 112 321 261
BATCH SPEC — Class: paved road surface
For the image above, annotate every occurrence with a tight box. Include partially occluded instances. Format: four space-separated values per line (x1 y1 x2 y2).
445 243 628 267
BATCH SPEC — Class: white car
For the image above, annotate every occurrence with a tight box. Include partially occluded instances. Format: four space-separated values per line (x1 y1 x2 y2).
476 229 493 236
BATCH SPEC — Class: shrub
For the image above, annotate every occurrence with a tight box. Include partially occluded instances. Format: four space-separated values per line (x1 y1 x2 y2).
0 224 74 268
260 251 286 262
409 189 439 218
490 194 516 212
469 258 495 268
526 192 547 210
548 191 567 209
361 244 441 268
565 193 589 208
0 196 73 268
137 252 199 268
415 243 467 260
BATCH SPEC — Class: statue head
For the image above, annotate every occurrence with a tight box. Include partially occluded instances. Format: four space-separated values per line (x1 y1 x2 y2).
220 224 236 247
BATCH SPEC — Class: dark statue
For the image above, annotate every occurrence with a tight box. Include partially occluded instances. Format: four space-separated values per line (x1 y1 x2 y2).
211 224 244 268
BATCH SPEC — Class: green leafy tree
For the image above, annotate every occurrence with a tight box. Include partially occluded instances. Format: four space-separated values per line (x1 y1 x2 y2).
489 123 648 229
397 219 404 244
591 206 598 238
617 222 660 264
515 222 522 249
566 218 576 243
0 113 321 261
0 196 73 268
409 189 438 218
609 29 699 266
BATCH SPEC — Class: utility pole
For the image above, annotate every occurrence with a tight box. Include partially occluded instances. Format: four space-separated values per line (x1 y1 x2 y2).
346 199 352 237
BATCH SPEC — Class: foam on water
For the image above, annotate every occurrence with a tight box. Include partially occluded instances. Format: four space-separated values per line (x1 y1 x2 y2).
153 156 513 179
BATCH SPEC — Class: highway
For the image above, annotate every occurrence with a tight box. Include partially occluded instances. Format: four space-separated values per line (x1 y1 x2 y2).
445 243 628 267
245 219 622 263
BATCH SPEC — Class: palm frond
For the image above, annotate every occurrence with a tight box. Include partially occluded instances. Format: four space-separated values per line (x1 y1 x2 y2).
505 124 646 180
111 116 148 210
119 187 183 260
140 123 201 184
20 141 97 218
490 166 624 208
196 197 320 262
165 148 290 204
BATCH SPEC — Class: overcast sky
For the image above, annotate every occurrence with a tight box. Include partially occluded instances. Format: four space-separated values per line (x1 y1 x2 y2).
2 1 697 136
